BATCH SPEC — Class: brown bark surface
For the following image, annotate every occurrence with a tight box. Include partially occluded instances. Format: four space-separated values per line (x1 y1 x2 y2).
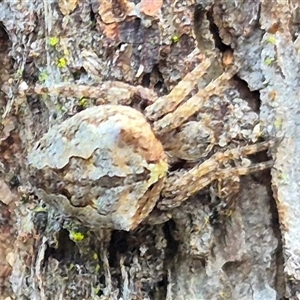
0 1 299 299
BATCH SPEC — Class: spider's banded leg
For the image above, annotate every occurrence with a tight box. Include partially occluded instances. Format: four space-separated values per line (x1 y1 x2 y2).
19 81 158 106
216 160 274 179
159 169 219 210
158 141 275 210
152 65 239 135
213 140 277 163
145 56 213 121
159 160 273 210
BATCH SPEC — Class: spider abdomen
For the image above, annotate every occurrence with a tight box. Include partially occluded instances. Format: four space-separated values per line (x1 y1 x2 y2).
28 105 168 231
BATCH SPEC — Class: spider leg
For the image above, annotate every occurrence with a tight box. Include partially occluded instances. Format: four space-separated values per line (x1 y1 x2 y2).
145 56 212 121
152 65 238 135
19 81 158 106
217 161 274 179
158 140 275 210
213 139 277 162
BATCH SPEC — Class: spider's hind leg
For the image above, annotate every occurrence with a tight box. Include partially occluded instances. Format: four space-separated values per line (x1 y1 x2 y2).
158 140 276 211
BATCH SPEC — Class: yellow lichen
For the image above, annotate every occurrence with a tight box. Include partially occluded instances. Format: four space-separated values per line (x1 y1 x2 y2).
16 69 23 76
147 160 168 186
69 230 85 242
278 173 288 184
58 57 67 68
21 193 29 203
171 35 180 43
49 36 59 47
95 264 100 272
92 285 100 295
38 70 48 82
34 206 47 213
264 57 275 66
267 35 276 45
78 97 88 109
274 117 283 130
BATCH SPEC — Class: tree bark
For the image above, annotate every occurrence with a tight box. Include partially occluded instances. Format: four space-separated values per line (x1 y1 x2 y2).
0 0 299 299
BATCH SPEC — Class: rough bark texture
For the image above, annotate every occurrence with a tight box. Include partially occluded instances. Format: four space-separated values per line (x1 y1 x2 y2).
0 0 299 299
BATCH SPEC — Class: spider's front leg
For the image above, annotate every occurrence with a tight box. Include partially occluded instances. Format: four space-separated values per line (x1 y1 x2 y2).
158 140 276 210
145 54 238 136
19 80 158 107
151 65 238 135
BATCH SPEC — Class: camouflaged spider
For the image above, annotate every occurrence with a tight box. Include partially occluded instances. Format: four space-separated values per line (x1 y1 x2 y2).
26 55 275 231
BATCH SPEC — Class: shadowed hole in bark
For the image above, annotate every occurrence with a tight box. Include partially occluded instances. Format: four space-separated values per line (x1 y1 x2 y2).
0 22 12 121
26 95 49 138
153 64 168 96
248 154 272 184
108 230 130 268
141 72 151 88
44 229 81 266
131 93 151 111
26 95 46 116
222 260 243 274
0 22 9 52
157 274 168 289
71 66 88 81
231 75 261 112
163 219 179 258
141 64 166 93
97 277 105 296
8 175 20 189
168 159 189 172
89 5 97 30
207 7 231 53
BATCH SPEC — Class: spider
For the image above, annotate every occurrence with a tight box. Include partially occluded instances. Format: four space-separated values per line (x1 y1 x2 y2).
25 53 276 231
